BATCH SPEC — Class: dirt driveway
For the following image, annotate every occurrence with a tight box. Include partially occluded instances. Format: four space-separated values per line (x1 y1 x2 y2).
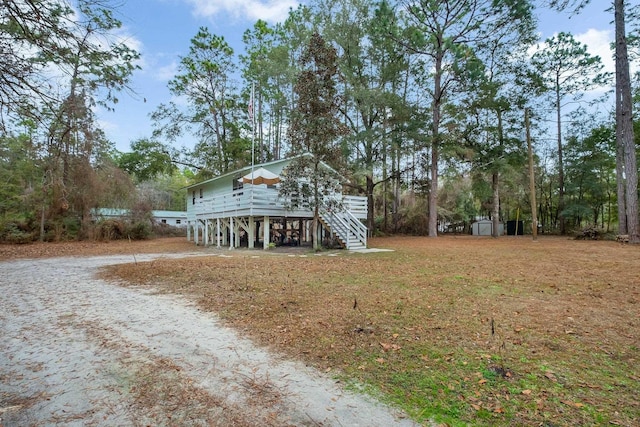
0 252 416 426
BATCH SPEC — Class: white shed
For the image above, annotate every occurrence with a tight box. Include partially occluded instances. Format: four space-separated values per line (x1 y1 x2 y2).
472 219 504 236
153 210 187 227
93 208 187 228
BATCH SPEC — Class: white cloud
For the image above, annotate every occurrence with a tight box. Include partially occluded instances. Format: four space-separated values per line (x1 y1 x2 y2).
185 0 300 23
531 28 614 73
171 94 191 107
114 26 144 55
155 61 179 82
575 28 614 74
114 25 147 70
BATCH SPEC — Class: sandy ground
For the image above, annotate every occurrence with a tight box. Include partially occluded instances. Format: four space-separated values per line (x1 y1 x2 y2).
0 252 416 427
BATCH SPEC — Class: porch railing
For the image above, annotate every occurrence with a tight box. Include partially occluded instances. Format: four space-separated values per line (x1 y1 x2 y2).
188 187 368 222
342 195 367 219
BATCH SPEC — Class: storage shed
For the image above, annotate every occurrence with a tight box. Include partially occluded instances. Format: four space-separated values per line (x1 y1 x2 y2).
472 219 504 236
92 208 187 227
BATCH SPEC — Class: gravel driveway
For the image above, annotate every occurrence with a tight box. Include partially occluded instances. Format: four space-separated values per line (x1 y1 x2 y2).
0 253 417 426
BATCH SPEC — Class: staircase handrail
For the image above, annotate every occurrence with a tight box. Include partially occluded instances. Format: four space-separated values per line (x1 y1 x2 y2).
343 208 367 247
320 207 350 247
320 204 367 249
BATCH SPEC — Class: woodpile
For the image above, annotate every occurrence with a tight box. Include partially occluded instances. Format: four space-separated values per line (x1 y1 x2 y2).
575 226 600 240
616 234 630 243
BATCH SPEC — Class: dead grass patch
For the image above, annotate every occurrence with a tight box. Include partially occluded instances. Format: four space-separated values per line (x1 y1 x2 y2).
98 236 638 425
0 237 195 260
78 313 293 427
127 357 290 427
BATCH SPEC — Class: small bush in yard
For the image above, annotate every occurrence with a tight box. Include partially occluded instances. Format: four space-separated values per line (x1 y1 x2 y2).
1 222 35 244
126 221 152 240
153 222 186 238
95 219 126 241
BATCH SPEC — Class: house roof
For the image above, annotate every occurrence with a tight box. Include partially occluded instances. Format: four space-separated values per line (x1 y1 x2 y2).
93 208 186 219
153 210 187 219
93 208 128 217
185 153 343 190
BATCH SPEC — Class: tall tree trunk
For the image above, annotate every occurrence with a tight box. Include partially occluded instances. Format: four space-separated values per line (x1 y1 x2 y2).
392 141 400 232
428 56 443 238
40 198 46 242
258 92 264 162
556 85 565 234
491 172 500 237
312 211 319 250
492 109 504 238
383 142 388 232
615 0 639 242
275 108 282 160
313 169 320 251
616 133 627 234
366 174 375 237
429 136 439 237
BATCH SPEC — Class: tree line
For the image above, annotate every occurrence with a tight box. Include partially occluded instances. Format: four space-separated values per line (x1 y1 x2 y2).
1 0 639 243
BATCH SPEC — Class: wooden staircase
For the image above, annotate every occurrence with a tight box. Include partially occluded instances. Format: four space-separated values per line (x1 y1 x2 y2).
319 208 367 250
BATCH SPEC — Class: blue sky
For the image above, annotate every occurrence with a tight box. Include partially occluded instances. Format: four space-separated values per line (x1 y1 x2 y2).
97 0 623 153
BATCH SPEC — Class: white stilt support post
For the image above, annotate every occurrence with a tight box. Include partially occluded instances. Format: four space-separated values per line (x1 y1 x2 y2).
248 216 255 249
216 218 221 248
263 216 270 249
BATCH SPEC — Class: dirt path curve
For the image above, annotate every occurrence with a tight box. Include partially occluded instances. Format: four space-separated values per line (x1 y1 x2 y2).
0 253 417 427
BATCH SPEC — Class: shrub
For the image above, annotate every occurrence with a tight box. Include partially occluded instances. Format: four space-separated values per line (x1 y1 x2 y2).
95 219 126 241
322 235 343 249
62 216 81 239
0 216 37 244
152 222 187 238
396 211 429 235
126 220 152 240
45 216 82 241
1 222 35 244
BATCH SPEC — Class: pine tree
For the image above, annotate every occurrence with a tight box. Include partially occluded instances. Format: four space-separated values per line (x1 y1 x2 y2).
280 33 348 250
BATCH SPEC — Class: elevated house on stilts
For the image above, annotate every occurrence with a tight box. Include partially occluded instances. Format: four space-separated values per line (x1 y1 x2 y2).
185 154 368 250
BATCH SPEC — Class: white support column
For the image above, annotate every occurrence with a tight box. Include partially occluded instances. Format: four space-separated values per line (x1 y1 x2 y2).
248 216 255 249
194 221 199 245
305 220 310 243
187 222 191 242
222 219 228 245
204 219 209 246
229 216 234 250
263 215 270 249
216 218 221 248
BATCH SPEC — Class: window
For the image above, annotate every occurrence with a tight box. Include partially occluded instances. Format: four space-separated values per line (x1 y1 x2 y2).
161 219 167 224
199 188 203 198
192 190 196 205
176 219 181 225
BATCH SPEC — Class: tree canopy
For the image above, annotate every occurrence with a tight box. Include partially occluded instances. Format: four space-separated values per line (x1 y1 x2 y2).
2 0 639 243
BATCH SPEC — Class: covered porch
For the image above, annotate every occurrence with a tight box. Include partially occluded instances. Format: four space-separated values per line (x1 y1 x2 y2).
186 186 367 250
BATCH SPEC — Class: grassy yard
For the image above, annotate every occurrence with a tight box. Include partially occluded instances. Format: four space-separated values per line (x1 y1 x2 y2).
104 236 639 426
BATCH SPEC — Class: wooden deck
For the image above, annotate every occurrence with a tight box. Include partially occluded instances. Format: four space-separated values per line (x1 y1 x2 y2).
186 186 368 250
188 187 367 222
